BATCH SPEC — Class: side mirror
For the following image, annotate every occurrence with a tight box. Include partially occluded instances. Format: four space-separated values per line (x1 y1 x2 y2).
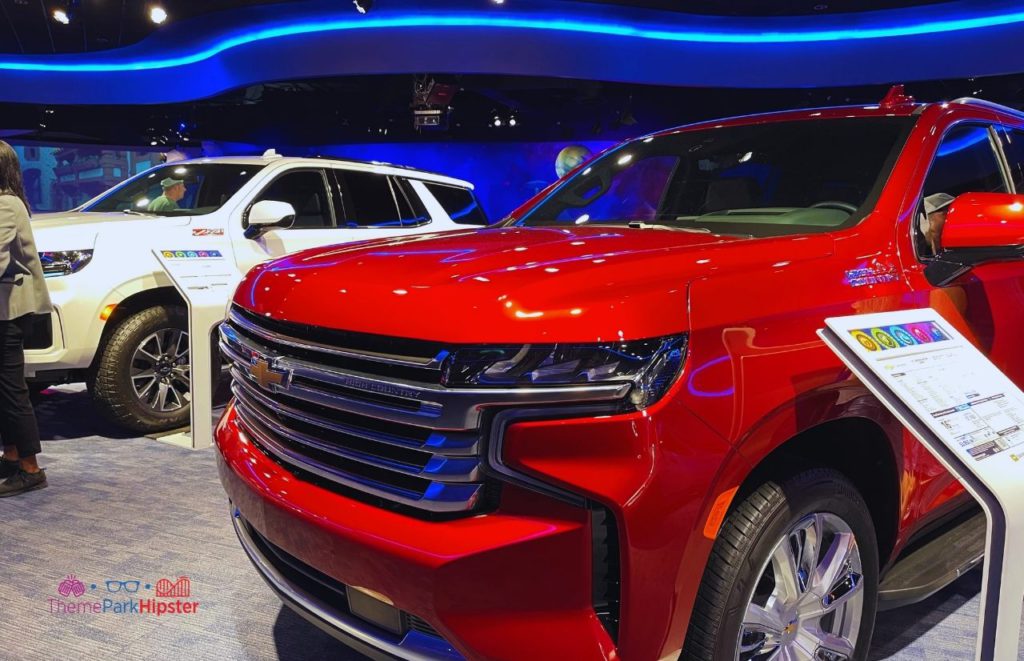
244 200 296 239
926 192 1024 286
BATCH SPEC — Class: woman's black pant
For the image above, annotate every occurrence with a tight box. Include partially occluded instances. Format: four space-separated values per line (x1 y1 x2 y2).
0 315 41 457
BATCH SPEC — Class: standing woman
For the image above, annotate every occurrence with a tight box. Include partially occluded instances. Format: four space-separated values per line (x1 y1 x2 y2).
0 140 51 496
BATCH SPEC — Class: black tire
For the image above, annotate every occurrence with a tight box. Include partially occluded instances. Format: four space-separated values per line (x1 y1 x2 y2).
89 305 191 434
682 468 879 661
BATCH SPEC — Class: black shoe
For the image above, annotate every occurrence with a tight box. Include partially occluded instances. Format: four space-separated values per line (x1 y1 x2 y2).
0 458 18 479
0 468 47 497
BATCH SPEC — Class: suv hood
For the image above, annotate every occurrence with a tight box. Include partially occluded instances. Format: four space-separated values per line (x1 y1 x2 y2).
235 226 832 343
31 211 186 252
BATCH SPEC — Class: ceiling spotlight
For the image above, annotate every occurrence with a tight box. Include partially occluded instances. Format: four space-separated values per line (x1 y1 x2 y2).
492 116 503 127
52 8 70 25
353 0 373 14
149 6 168 24
508 115 518 127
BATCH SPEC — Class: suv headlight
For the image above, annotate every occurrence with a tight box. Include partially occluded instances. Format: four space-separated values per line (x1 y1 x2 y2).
39 250 94 277
441 334 688 410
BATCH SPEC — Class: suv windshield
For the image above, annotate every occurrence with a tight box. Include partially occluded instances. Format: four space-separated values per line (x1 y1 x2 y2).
518 117 915 237
84 163 264 216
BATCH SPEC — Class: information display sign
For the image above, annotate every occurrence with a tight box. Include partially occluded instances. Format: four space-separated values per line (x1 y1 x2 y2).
819 309 1023 661
152 246 241 450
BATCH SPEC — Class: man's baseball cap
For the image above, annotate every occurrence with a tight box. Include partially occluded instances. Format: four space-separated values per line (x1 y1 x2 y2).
923 192 955 214
160 177 184 189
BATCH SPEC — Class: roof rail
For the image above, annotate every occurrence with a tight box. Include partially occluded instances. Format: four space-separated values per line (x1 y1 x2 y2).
951 96 1024 119
309 154 459 181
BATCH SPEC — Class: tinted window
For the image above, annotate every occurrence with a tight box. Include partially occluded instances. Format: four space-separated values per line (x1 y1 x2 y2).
85 163 263 215
253 170 333 229
999 127 1024 191
338 171 429 228
423 182 488 225
922 125 1006 199
917 125 1007 258
520 117 913 237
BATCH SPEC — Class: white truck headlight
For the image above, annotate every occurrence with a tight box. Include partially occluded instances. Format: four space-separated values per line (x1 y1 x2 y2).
39 250 94 277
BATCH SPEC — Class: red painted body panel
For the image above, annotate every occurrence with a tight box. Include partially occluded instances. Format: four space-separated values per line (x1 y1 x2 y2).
218 98 1024 660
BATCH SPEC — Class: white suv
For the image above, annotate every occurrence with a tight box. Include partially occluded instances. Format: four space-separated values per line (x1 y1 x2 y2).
27 151 486 432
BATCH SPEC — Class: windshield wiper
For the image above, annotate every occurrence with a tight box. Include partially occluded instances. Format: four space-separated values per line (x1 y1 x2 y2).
627 221 711 233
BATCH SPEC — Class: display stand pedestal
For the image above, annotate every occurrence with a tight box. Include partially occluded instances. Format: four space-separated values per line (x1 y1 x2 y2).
819 308 1023 661
152 247 241 450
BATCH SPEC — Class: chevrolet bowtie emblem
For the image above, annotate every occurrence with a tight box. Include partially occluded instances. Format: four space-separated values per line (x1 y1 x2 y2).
249 355 290 391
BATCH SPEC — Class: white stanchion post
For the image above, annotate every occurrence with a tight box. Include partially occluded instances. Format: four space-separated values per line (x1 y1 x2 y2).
151 246 242 450
819 308 1024 661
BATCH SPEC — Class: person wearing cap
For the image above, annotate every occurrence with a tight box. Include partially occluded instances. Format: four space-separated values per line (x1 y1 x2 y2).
147 178 186 213
922 192 955 254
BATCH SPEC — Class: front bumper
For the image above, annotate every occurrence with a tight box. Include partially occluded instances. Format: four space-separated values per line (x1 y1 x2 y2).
25 276 109 379
217 383 735 660
231 504 460 660
216 402 617 660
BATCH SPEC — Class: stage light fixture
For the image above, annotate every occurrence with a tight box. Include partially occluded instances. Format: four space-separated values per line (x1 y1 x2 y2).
52 9 70 25
150 6 168 24
353 0 373 14
508 115 518 127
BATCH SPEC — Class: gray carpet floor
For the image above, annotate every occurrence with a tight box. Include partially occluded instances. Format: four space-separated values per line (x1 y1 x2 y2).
0 385 1015 660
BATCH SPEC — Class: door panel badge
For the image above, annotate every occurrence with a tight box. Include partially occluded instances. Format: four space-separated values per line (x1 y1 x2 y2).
844 261 899 287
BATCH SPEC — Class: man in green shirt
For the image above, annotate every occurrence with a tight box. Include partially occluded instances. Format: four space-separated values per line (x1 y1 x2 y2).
147 178 186 213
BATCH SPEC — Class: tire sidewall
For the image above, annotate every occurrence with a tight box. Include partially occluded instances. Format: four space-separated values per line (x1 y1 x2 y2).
714 473 879 661
99 305 190 431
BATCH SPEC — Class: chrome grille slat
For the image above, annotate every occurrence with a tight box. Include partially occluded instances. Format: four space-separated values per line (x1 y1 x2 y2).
237 412 484 513
228 307 445 368
230 370 480 456
232 380 481 482
220 307 633 515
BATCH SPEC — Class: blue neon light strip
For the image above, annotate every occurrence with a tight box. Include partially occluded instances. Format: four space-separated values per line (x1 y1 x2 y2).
2 10 1024 72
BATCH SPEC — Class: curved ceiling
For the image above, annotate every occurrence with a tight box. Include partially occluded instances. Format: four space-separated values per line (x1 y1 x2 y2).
0 0 1021 104
0 0 964 56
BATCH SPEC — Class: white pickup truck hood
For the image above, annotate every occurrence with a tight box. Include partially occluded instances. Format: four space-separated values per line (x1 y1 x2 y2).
31 211 190 252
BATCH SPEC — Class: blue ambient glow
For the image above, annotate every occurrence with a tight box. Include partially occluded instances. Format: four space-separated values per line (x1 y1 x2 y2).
1 10 1024 72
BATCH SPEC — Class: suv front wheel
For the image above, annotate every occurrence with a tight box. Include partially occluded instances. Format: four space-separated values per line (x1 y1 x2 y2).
683 468 878 661
89 305 192 434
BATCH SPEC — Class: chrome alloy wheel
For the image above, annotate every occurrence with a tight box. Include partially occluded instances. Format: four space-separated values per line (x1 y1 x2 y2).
736 513 865 661
130 328 191 413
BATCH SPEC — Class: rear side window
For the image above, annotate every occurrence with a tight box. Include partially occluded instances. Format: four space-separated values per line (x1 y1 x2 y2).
998 127 1024 191
922 125 1007 199
423 182 489 225
337 170 430 228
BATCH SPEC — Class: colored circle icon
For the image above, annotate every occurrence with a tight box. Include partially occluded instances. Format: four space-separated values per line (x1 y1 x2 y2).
928 323 948 341
909 326 932 343
850 330 879 352
871 328 899 350
890 326 916 347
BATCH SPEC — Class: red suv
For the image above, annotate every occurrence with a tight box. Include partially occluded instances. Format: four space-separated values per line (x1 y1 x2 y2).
215 88 1024 660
